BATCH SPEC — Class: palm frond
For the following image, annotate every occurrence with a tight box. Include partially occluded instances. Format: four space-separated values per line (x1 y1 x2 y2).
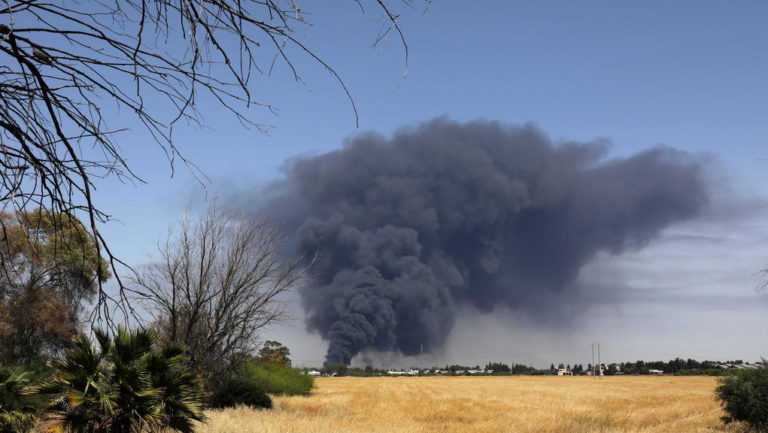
42 326 204 433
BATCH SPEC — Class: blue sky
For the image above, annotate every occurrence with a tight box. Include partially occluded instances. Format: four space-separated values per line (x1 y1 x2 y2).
91 0 768 367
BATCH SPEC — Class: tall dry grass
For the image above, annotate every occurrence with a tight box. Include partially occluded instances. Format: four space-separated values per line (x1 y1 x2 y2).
199 376 739 433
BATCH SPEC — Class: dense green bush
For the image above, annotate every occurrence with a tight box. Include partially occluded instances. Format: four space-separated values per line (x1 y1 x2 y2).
242 361 314 396
210 378 272 409
715 361 768 431
0 368 39 433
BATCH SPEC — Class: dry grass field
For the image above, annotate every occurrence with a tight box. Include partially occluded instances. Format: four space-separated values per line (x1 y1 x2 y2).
199 376 740 433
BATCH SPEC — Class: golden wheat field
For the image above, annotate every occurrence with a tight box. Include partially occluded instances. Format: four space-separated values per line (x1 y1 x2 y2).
198 376 742 433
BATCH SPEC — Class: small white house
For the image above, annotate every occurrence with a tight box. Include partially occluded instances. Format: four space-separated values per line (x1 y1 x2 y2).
648 369 664 375
556 368 572 376
307 370 322 376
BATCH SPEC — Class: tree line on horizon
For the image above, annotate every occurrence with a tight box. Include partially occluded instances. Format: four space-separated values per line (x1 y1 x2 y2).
316 357 754 377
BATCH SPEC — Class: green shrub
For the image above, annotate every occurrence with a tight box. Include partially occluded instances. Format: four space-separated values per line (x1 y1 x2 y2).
0 368 38 433
715 361 768 431
242 361 314 396
210 378 272 409
39 327 204 433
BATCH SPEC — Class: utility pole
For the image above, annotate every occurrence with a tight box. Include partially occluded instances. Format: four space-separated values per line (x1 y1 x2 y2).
591 342 596 379
597 341 602 379
420 343 423 373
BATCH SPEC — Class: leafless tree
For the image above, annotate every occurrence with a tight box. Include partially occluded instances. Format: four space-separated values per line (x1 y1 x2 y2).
0 0 428 322
130 204 306 381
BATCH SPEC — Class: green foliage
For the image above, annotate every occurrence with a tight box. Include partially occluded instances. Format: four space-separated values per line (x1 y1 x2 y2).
0 368 38 433
715 361 768 431
257 341 291 366
485 362 510 373
675 368 729 376
241 362 314 396
210 378 272 409
16 209 111 287
344 368 370 377
40 327 204 433
208 359 312 408
0 209 111 365
322 364 347 377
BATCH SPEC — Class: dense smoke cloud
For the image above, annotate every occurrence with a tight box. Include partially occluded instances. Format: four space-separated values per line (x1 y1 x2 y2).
261 118 709 366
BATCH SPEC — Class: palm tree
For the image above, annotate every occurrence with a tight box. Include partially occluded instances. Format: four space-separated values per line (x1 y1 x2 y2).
0 368 38 433
40 327 204 433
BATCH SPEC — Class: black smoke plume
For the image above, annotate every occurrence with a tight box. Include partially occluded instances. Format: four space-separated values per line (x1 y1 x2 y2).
261 118 709 366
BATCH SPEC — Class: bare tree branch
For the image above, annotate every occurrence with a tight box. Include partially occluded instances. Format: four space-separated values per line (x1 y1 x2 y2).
130 203 307 382
0 0 427 324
